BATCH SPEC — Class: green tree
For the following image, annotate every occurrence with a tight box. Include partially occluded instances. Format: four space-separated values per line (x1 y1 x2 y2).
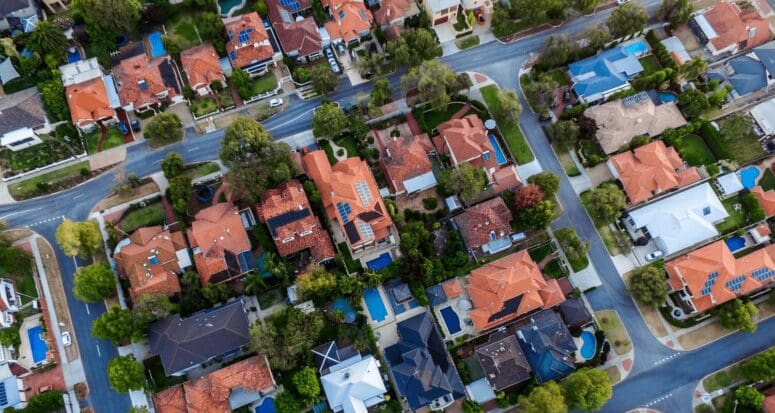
18 390 65 413
741 348 775 382
718 299 758 333
491 6 518 38
528 172 561 197
56 219 103 258
250 307 325 371
219 117 273 167
255 0 269 15
0 327 20 348
161 152 185 179
677 88 710 119
720 114 753 143
312 102 348 139
27 20 67 63
628 265 668 306
196 13 227 54
555 227 588 265
606 2 648 38
680 55 708 81
540 35 576 68
38 76 69 122
179 271 208 315
243 272 267 296
145 113 183 147
574 0 598 14
401 61 470 111
73 263 116 303
0 247 33 279
202 282 230 305
546 120 580 152
369 78 394 112
73 0 142 35
310 64 339 95
400 221 434 263
490 88 522 125
292 367 321 402
275 391 303 413
519 199 556 229
562 368 613 411
584 183 626 224
132 293 175 326
231 68 254 100
107 355 145 393
734 386 764 412
386 28 440 67
298 267 338 300
522 73 558 118
659 0 694 27
92 305 141 344
519 381 567 413
168 175 192 215
740 192 765 223
581 27 612 51
437 163 487 199
462 400 484 413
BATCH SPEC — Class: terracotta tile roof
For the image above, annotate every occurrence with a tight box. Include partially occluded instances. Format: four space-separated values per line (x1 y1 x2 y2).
65 78 114 127
609 140 701 204
322 0 373 43
302 150 393 251
442 278 462 299
187 203 252 285
666 241 775 313
384 25 402 41
434 115 499 170
490 165 522 194
701 1 771 53
752 186 775 217
766 393 775 413
267 0 322 58
381 133 434 194
756 223 772 237
454 197 512 252
154 385 187 413
224 12 274 69
373 0 410 26
114 226 187 300
180 43 224 91
256 180 335 262
466 250 565 331
114 54 180 110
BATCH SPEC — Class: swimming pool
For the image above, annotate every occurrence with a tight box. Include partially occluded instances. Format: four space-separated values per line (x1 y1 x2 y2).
623 40 649 56
27 325 48 364
739 167 760 189
147 32 167 58
579 330 596 359
66 47 81 63
363 288 388 322
332 297 357 323
366 252 392 271
725 236 746 252
439 306 461 335
487 135 507 164
255 397 275 413
219 0 244 15
658 92 677 104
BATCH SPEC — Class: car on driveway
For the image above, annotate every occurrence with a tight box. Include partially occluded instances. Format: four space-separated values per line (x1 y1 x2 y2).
563 89 571 102
130 119 140 132
329 58 341 73
325 47 334 59
645 250 664 262
62 331 72 346
118 122 129 135
269 98 284 108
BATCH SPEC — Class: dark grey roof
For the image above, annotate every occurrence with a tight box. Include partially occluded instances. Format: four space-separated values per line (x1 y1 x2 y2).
425 284 447 306
386 278 412 303
558 297 592 329
0 87 46 135
516 310 577 383
754 40 775 77
358 211 382 222
344 221 360 244
727 56 767 96
158 59 180 94
266 208 311 237
0 0 29 17
474 331 531 391
148 300 250 375
312 341 359 374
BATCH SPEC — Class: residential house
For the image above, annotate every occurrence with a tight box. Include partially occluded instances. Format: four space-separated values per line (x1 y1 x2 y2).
322 0 373 45
752 186 775 217
302 150 395 258
180 43 226 96
380 133 437 195
423 0 459 25
708 40 775 98
0 365 22 410
314 341 388 412
568 45 645 103
148 299 250 376
313 341 360 373
113 226 191 301
256 180 336 264
666 241 775 314
623 182 729 256
224 12 276 75
60 58 119 133
0 279 19 329
474 331 531 391
607 139 701 204
187 203 255 285
153 355 276 412
465 250 565 332
373 0 418 29
0 87 50 151
690 0 771 56
661 36 691 65
516 309 577 383
557 297 592 330
0 0 38 33
584 92 688 154
114 53 182 113
267 0 324 63
750 96 775 136
384 311 466 411
453 197 513 255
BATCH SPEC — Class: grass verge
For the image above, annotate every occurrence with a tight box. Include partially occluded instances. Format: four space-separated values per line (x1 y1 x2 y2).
8 161 89 199
480 85 534 164
596 309 632 355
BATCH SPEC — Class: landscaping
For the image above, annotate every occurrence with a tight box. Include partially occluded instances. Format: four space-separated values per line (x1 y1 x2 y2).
181 162 221 180
218 88 236 109
455 35 480 50
714 118 765 163
4 139 79 173
85 126 125 154
715 195 746 234
547 68 570 86
8 161 90 200
168 13 201 50
759 168 775 191
480 85 534 164
671 134 716 166
702 364 744 392
337 242 362 273
638 55 662 76
190 97 219 118
257 288 284 309
119 202 166 233
414 103 465 133
558 151 581 176
595 310 632 355
252 73 279 96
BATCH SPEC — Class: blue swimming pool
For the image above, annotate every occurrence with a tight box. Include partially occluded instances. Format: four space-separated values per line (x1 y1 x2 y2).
726 236 746 252
366 252 392 271
363 288 388 322
487 135 507 164
658 92 677 103
255 397 275 413
739 167 760 189
579 330 596 359
147 32 167 58
66 48 81 63
623 40 649 56
332 297 357 323
219 0 244 15
440 306 461 335
27 325 48 364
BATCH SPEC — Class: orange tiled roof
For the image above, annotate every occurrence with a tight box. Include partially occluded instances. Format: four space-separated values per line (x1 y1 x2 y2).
180 43 224 91
455 197 513 252
442 278 462 299
665 241 775 313
702 1 771 52
381 133 434 194
154 385 187 413
256 180 336 262
187 203 251 285
114 54 180 110
752 186 775 217
434 115 499 171
224 12 274 69
322 0 373 43
466 250 565 332
65 78 114 127
490 165 522 194
114 226 187 300
609 140 701 205
373 0 410 26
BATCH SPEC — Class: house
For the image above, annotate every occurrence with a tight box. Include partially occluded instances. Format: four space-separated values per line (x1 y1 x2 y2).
224 12 276 75
60 58 118 133
384 311 465 411
187 203 254 285
474 331 531 391
516 309 577 383
661 36 691 65
0 87 50 152
0 365 22 410
322 0 373 45
114 54 182 113
557 297 592 330
752 186 775 217
313 341 360 373
690 1 771 56
267 0 324 63
153 355 276 412
113 226 191 300
584 92 688 154
453 197 513 255
0 0 38 33
568 45 645 103
423 0 459 25
180 43 226 95
708 55 771 97
148 299 250 376
465 250 565 332
316 342 387 412
666 241 775 314
302 151 395 257
0 279 19 329
373 0 418 29
624 182 728 256
750 96 775 136
607 140 701 204
256 180 336 264
380 133 437 195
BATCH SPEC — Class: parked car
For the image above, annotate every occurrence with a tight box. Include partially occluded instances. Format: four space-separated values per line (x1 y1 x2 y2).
269 98 284 108
329 58 340 73
337 43 346 55
563 89 571 102
645 250 664 262
118 122 128 135
130 119 140 132
325 47 334 59
62 331 71 346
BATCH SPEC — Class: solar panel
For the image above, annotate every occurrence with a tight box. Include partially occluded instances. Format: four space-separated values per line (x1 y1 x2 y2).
229 51 237 61
725 275 747 292
701 272 719 296
280 9 292 23
357 220 374 238
0 382 7 406
338 10 345 19
228 31 234 41
355 181 372 205
482 151 491 161
280 0 300 10
752 267 774 282
138 80 148 91
238 29 250 43
337 202 352 222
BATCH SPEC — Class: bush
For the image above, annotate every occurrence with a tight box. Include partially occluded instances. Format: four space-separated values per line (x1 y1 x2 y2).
422 197 438 210
699 122 731 160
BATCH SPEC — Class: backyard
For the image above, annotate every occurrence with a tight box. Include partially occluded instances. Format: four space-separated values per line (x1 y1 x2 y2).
595 310 632 356
190 97 219 118
638 55 662 76
716 118 766 163
119 202 166 233
167 12 202 50
8 161 89 199
715 195 746 234
85 126 125 154
759 168 775 191
480 85 534 164
670 134 716 166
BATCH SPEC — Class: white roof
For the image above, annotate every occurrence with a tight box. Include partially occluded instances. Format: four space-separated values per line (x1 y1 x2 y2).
694 14 718 39
0 127 34 145
750 97 775 135
321 355 387 413
59 57 102 87
0 58 20 85
403 171 438 194
427 0 459 12
176 249 192 269
628 183 728 255
661 36 691 64
466 378 496 403
717 173 744 196
103 75 122 108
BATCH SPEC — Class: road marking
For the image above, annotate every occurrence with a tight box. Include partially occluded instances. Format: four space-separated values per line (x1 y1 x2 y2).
84 303 90 315
0 207 42 220
653 353 679 366
153 159 163 164
96 344 101 357
186 146 201 152
267 108 315 131
73 194 84 199
72 256 78 269
644 393 673 407
25 215 65 228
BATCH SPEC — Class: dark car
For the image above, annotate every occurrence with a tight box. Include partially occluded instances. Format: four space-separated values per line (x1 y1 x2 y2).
130 119 140 132
118 122 128 135
563 89 571 102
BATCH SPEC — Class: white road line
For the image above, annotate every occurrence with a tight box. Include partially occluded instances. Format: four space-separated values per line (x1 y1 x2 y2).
0 207 42 220
267 108 315 130
84 303 90 315
186 146 201 152
153 159 163 164
96 344 101 357
73 194 84 199
644 393 673 407
73 257 79 268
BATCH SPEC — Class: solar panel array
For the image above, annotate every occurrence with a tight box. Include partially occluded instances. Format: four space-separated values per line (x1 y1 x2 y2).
238 28 254 43
0 383 7 406
752 267 775 282
482 151 491 161
357 220 375 238
280 0 301 11
700 271 719 296
337 202 352 222
355 181 372 205
725 274 747 292
229 51 237 61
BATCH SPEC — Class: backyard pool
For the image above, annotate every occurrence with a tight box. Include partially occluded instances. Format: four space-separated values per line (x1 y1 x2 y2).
487 135 507 164
66 47 81 63
739 166 760 189
658 92 677 103
579 330 597 359
27 325 48 364
366 252 392 271
363 288 388 322
255 397 275 413
439 306 461 335
219 0 244 15
147 32 167 58
622 40 649 56
332 297 357 323
725 236 746 252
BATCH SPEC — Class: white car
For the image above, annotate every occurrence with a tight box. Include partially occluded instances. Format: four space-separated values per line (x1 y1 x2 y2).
645 250 664 262
616 0 629 4
62 331 72 347
269 98 283 108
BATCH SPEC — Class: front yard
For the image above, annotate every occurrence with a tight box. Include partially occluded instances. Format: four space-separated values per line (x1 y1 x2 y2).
252 73 278 96
8 161 89 200
119 201 166 233
190 97 219 118
480 85 534 164
85 126 125 154
4 139 81 173
181 162 221 180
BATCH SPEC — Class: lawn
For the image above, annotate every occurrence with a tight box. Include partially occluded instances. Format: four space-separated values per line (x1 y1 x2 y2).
119 202 165 233
417 103 465 133
337 242 362 273
638 55 662 76
528 243 554 262
321 141 339 165
558 151 580 176
9 161 89 199
702 364 744 392
598 225 622 255
7 139 77 172
595 310 632 355
717 119 766 163
544 259 567 279
578 139 606 162
85 126 125 154
715 195 746 234
672 134 716 166
218 88 235 109
13 271 37 300
547 68 570 86
167 13 201 50
333 135 362 158
252 73 278 95
759 168 775 191
182 162 221 180
455 35 480 50
480 85 534 164
190 97 218 118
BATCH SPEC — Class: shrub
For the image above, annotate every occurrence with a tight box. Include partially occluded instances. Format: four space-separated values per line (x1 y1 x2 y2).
699 122 731 160
422 197 438 210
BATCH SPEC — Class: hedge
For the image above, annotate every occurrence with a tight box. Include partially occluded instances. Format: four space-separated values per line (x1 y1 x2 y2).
698 121 732 160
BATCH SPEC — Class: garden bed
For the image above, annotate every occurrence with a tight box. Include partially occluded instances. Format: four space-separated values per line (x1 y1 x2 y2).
5 139 79 173
8 161 93 200
759 168 775 191
455 35 480 50
595 310 631 355
190 97 219 118
257 288 284 309
702 364 743 392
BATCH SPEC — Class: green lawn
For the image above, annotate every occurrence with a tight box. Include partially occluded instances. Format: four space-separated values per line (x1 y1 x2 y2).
702 365 743 392
333 135 362 159
638 55 662 76
182 162 221 180
418 103 465 133
145 356 186 392
558 151 581 176
7 139 76 172
190 97 218 118
596 310 632 355
218 88 235 109
168 13 201 50
672 134 716 166
14 272 37 300
119 202 165 233
480 85 534 164
8 161 89 199
547 68 570 86
252 73 278 95
760 168 775 191
543 259 567 279
257 288 284 308
455 35 480 50
578 139 606 161
85 126 125 154
718 119 766 163
528 243 554 263
321 141 339 165
716 195 746 234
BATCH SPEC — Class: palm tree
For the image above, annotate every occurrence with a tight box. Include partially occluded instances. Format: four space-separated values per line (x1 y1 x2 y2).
264 252 289 282
680 55 709 81
243 273 266 296
28 20 67 60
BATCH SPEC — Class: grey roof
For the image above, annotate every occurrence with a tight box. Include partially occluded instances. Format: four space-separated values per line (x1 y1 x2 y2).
0 0 30 17
425 284 447 306
312 341 358 374
0 87 46 135
727 56 767 96
558 297 592 329
0 58 20 85
754 40 775 77
516 310 577 383
474 331 531 391
148 300 250 375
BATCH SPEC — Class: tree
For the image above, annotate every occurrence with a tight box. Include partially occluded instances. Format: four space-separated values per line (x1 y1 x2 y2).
255 0 269 15
92 305 141 344
740 192 766 223
546 120 580 152
196 13 226 54
231 68 254 100
659 0 694 27
28 20 67 63
584 183 626 224
515 184 545 209
145 113 183 148
298 267 338 300
0 247 33 280
607 2 648 38
528 172 561 197
243 272 267 296
555 227 588 265
734 386 764 412
73 263 116 303
132 294 175 325
490 88 522 125
168 175 192 215
574 0 598 14
312 102 348 139
741 348 775 382
369 78 394 112
107 355 145 393
680 55 708 81
519 199 556 230
580 27 612 52
437 163 487 199
677 88 710 119
540 35 576 69
219 117 273 167
491 6 518 38
56 219 103 259
38 76 69 122
275 391 303 413
386 28 440 67
0 327 20 348
562 368 613 411
17 390 65 413
519 381 567 413
73 0 142 35
292 367 321 402
250 307 325 371
718 299 758 333
179 271 208 315
202 282 230 305
401 61 470 111
400 221 434 264
462 400 484 413
310 64 339 95
161 152 185 179
628 265 668 305
720 114 753 143
523 73 558 118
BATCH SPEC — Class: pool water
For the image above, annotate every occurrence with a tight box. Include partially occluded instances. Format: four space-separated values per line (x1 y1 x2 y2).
725 236 746 252
66 48 81 63
579 330 596 359
255 397 275 413
27 325 48 364
366 252 392 271
658 92 677 104
739 167 760 189
487 135 507 164
147 32 167 58
439 306 461 335
219 0 243 15
623 40 649 56
363 288 388 322
332 297 357 323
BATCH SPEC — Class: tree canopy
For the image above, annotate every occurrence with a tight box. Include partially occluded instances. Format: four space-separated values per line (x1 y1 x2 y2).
437 163 487 199
56 219 103 258
519 199 556 230
562 368 613 411
528 172 561 198
107 355 145 393
741 348 775 382
659 0 694 27
490 88 523 125
519 381 567 413
310 64 339 95
583 183 626 224
161 152 185 180
73 263 116 303
292 367 321 402
250 307 325 371
628 265 668 306
73 0 142 35
606 2 648 38
312 102 348 139
386 28 440 67
132 293 176 326
546 120 581 152
678 88 710 119
27 20 67 63
718 299 759 333
401 61 470 111
522 73 558 118
297 267 338 301
145 113 183 148
91 305 143 345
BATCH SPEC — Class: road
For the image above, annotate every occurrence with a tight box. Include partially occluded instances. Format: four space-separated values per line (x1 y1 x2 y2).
2 1 769 411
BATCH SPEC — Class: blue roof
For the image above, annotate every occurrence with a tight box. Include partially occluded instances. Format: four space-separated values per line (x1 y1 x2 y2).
725 56 767 96
425 284 448 306
569 46 644 101
516 310 577 383
754 40 775 76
